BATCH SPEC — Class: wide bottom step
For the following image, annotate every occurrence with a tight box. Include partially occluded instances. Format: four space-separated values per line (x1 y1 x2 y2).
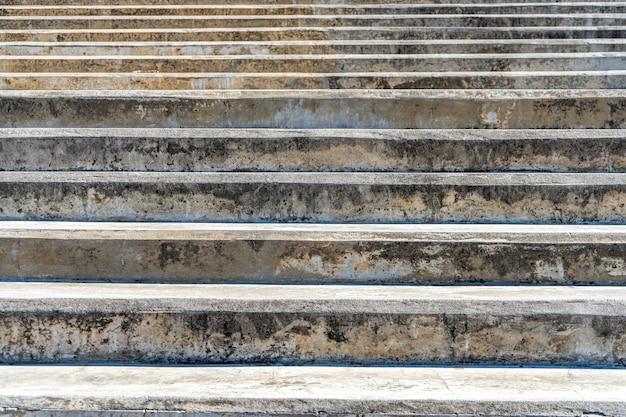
1 365 625 416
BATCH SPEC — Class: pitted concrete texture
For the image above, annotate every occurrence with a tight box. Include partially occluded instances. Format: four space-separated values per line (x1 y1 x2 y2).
0 366 625 416
2 90 624 129
0 172 625 223
1 222 625 284
4 27 626 43
1 128 625 172
0 283 625 365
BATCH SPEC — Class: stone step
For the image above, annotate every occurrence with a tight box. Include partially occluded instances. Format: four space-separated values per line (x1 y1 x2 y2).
3 15 626 30
1 222 625 284
0 365 625 417
1 90 624 129
4 39 626 56
3 3 626 16
4 26 625 42
0 172 624 223
1 282 625 365
2 53 624 73
6 0 626 5
3 70 626 90
1 128 624 172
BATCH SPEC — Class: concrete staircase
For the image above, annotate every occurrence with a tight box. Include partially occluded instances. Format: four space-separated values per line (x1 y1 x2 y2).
1 0 626 415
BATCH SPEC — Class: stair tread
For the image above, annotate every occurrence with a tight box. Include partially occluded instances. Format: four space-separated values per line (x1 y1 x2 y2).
2 282 626 315
0 365 625 416
2 127 625 139
3 221 625 242
3 171 625 184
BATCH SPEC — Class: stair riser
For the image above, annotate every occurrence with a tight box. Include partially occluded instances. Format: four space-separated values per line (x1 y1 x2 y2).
2 238 625 284
4 5 626 16
4 28 625 42
2 132 625 172
1 310 624 365
1 93 625 129
0 176 624 223
3 73 626 90
3 16 625 30
6 42 626 55
3 56 624 73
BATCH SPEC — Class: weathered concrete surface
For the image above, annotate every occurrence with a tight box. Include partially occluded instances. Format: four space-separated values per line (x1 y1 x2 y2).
1 172 625 223
1 222 625 284
5 39 626 56
3 15 626 30
3 4 625 16
2 128 625 172
3 54 624 73
0 283 625 365
0 366 625 417
4 71 626 90
1 90 625 129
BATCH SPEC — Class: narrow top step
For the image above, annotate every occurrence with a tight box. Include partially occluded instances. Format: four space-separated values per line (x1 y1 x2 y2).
6 0 626 5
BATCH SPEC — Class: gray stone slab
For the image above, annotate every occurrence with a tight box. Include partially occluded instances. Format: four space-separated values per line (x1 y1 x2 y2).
0 283 625 365
1 90 624 129
1 222 625 284
0 365 625 416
